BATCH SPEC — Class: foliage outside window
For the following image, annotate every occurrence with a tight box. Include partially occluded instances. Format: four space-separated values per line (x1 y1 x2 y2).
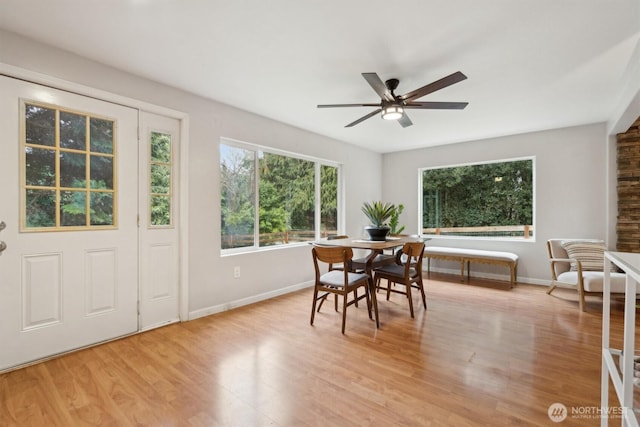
220 141 339 251
149 131 172 226
421 158 534 239
23 102 116 230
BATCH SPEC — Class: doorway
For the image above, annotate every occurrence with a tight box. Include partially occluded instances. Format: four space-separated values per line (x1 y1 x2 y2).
0 76 184 371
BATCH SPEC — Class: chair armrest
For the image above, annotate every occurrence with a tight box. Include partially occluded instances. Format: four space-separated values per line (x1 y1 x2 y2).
549 257 583 274
549 257 574 263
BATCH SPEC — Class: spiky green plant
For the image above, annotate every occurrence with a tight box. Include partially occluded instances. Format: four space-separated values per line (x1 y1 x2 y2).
361 201 395 227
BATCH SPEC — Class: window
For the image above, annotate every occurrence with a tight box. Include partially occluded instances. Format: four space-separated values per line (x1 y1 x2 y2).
220 141 339 251
22 102 116 230
420 158 534 239
149 131 173 226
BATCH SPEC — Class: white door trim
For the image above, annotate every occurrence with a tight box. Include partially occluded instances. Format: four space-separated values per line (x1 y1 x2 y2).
0 62 190 323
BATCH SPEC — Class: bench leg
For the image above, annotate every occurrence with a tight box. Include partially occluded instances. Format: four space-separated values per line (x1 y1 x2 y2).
459 260 465 282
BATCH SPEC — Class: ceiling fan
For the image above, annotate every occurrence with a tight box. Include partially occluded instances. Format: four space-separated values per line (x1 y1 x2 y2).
317 71 468 128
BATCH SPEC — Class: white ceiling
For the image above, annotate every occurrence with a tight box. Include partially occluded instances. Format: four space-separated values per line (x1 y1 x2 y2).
1 0 639 153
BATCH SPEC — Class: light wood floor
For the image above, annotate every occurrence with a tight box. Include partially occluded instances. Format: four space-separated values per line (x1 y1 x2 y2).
0 274 635 426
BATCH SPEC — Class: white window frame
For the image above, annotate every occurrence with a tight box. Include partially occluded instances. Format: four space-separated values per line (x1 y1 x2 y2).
220 137 342 255
418 156 536 242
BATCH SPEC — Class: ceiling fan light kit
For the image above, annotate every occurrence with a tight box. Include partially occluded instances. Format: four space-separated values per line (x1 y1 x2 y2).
382 104 404 120
317 71 468 128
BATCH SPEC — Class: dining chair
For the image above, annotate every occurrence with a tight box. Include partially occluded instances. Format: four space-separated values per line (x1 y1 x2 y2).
321 234 352 309
311 245 373 333
373 241 426 318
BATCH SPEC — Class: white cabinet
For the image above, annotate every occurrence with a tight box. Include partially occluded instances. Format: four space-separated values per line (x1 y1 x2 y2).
602 251 640 427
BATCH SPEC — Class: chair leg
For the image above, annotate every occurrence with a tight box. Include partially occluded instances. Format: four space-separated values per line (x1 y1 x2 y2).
406 282 414 318
310 287 319 325
416 278 427 309
353 289 358 308
578 289 586 312
369 277 380 329
546 284 556 295
386 279 392 301
341 292 348 334
364 284 373 320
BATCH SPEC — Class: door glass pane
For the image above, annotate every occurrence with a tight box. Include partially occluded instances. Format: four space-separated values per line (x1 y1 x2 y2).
59 111 86 150
25 104 55 147
90 155 113 189
25 147 55 186
151 132 171 163
90 192 113 225
151 196 170 226
25 189 56 227
60 190 86 226
151 164 171 194
90 118 113 154
59 152 86 188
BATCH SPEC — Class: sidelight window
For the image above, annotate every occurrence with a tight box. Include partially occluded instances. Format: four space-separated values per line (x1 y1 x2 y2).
149 131 173 226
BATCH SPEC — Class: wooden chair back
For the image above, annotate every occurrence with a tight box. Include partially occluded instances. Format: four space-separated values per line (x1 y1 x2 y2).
312 245 353 277
400 241 425 277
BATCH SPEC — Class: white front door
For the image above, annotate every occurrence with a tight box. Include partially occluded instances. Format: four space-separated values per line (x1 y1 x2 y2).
0 76 139 370
139 112 180 330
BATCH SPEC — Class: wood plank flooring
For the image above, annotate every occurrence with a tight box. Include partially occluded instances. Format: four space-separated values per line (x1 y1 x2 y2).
0 274 636 426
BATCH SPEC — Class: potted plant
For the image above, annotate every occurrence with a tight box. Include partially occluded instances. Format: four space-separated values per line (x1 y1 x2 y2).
362 201 395 241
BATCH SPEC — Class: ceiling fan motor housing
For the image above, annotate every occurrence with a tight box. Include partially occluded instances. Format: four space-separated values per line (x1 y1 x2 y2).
385 78 400 92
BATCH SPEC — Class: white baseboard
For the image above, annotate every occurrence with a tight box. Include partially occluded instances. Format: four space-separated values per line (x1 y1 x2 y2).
189 270 550 321
424 266 548 286
189 280 314 320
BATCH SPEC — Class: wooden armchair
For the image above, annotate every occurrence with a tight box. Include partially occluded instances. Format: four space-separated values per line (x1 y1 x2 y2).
546 239 627 311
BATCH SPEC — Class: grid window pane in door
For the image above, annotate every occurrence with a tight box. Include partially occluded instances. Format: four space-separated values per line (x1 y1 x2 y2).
22 101 117 230
149 131 172 226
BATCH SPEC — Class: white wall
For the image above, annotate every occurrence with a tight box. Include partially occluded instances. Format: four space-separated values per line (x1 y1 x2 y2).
382 123 610 284
380 33 640 286
0 30 382 317
2 28 639 309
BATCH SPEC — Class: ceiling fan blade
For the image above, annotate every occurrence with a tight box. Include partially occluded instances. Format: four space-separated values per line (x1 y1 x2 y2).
317 103 381 108
400 71 467 102
398 113 413 128
404 101 468 110
345 109 381 127
362 73 394 102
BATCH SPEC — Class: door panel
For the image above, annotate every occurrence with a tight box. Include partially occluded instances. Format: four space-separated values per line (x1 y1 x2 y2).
139 112 180 330
0 76 139 370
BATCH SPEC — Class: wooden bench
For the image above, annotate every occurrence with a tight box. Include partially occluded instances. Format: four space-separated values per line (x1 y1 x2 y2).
424 246 519 287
